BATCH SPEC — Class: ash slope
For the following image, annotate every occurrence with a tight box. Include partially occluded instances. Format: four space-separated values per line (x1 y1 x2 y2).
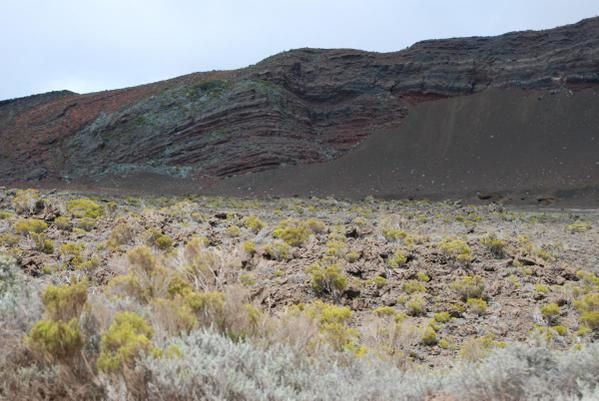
1 17 599 201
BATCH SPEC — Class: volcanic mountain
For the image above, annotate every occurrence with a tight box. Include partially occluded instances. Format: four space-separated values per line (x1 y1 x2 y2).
2 17 599 202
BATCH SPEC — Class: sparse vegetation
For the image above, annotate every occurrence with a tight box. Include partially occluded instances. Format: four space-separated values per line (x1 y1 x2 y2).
1 189 598 400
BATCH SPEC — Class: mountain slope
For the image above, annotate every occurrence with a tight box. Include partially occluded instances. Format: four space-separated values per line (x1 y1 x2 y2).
1 17 599 201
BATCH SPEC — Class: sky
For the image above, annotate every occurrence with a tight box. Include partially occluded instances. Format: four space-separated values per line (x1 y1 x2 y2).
1 0 597 100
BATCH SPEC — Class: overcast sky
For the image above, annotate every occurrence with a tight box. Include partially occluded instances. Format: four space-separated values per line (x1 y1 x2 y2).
1 0 597 100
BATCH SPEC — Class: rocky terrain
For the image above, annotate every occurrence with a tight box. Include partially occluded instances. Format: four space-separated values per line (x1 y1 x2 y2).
0 188 598 400
1 17 599 203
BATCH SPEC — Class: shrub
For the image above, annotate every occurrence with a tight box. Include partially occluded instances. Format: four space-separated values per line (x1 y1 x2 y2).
374 276 387 289
403 280 426 294
388 250 407 268
42 280 88 321
306 218 326 233
405 295 426 316
480 233 507 258
107 274 147 302
225 225 241 237
308 263 348 297
12 189 41 214
242 215 264 233
326 240 347 258
434 311 451 323
152 297 198 335
128 246 158 275
154 234 174 250
67 198 104 219
373 306 398 317
460 334 506 361
31 233 54 254
439 237 472 263
272 219 311 246
382 228 407 241
239 273 256 287
467 298 488 315
296 301 359 352
552 325 568 336
420 324 438 346
345 251 360 263
0 210 14 220
566 220 592 233
26 319 83 361
534 284 550 294
0 254 18 294
97 311 154 373
184 291 226 325
451 275 485 300
417 271 430 282
108 222 136 249
242 241 257 255
15 218 48 235
264 240 292 261
540 303 561 323
75 217 97 231
54 216 72 231
580 311 599 331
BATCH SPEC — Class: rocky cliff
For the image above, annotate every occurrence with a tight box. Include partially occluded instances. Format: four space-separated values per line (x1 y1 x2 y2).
1 17 599 200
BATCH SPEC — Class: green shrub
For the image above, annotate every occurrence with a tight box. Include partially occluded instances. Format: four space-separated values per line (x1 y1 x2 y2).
97 312 154 373
403 280 426 294
541 303 561 323
580 311 599 331
12 189 41 214
308 263 348 297
67 198 104 219
451 275 485 300
26 319 83 361
272 219 311 246
242 241 257 255
480 233 507 258
417 271 430 282
374 276 387 289
345 251 360 263
154 234 174 250
534 284 550 294
373 306 398 317
42 280 88 321
420 324 438 346
128 246 158 275
294 301 360 353
439 237 472 263
75 217 97 231
32 233 54 254
566 220 592 233
264 240 292 261
405 295 426 316
460 334 506 361
54 216 72 231
575 293 599 331
434 311 451 323
15 218 48 235
108 222 136 249
388 250 407 268
0 210 14 220
326 240 347 258
382 228 407 241
306 218 326 234
467 298 488 315
242 215 265 233
225 225 241 237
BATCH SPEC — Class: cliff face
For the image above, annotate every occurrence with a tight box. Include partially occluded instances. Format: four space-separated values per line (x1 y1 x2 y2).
1 17 599 198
